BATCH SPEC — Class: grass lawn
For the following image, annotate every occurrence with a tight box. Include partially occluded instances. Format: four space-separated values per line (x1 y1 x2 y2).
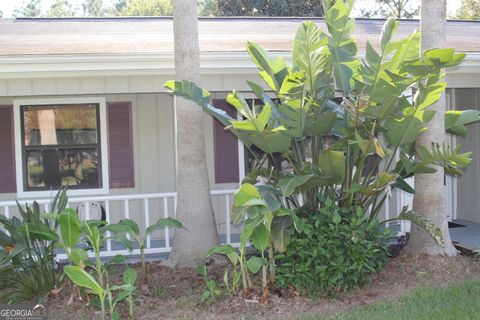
299 279 480 320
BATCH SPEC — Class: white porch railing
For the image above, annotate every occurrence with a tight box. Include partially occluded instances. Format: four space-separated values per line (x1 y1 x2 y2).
0 190 239 260
0 187 415 261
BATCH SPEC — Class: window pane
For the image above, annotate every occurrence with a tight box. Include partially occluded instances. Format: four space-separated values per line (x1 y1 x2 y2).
26 148 100 190
23 104 98 146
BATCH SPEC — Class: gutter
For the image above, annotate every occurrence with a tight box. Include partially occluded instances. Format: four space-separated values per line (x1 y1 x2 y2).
0 51 477 79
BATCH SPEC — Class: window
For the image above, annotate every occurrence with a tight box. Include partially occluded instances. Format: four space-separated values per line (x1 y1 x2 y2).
14 98 109 197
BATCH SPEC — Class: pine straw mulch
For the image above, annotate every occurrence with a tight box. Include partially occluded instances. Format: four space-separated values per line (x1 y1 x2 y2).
46 252 480 320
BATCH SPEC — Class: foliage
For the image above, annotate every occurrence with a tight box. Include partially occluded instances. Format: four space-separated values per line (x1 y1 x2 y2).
82 0 104 16
120 0 173 16
454 0 480 20
198 0 324 17
12 0 41 18
47 0 75 17
106 217 185 284
197 264 222 303
276 197 388 296
65 265 137 320
375 0 420 19
166 0 480 295
60 215 135 320
166 0 472 244
0 188 67 303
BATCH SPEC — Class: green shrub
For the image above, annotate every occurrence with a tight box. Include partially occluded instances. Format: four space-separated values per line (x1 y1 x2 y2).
0 189 67 303
276 198 388 297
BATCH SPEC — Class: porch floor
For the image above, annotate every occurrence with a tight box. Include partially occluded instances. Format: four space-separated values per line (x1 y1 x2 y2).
450 219 480 251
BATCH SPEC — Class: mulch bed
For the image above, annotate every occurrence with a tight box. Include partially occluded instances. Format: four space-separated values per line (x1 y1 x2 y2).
46 252 480 320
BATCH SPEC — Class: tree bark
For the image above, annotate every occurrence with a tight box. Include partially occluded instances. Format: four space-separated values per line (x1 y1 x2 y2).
407 0 457 256
168 0 220 267
38 110 62 188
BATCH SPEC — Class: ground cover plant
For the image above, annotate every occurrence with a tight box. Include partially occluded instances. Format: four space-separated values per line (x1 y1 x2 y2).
166 0 479 296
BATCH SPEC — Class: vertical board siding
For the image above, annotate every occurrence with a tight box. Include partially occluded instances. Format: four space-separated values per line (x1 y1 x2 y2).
108 102 134 188
213 99 239 183
0 105 16 193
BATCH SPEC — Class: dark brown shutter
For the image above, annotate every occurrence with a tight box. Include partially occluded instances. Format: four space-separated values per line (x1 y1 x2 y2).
0 105 16 193
107 102 134 188
213 99 239 183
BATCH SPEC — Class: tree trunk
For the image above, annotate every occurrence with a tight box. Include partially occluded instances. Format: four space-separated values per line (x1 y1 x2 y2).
168 0 220 267
38 110 62 188
407 0 457 256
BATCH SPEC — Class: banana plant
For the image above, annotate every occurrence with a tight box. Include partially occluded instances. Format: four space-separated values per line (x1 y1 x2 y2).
232 183 300 289
165 0 479 246
106 217 185 284
64 266 137 320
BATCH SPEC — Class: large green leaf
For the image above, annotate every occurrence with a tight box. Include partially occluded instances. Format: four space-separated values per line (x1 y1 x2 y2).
164 80 232 127
206 244 239 265
106 218 140 236
250 224 269 252
59 208 81 248
64 266 104 296
271 216 294 253
380 18 398 52
240 216 263 249
80 222 101 253
305 110 337 136
382 207 443 245
278 174 314 197
292 21 329 98
123 268 137 286
384 108 436 147
417 143 472 177
246 256 265 274
247 41 288 94
325 0 357 94
318 150 345 184
17 223 58 241
445 109 480 137
146 217 184 236
234 183 262 207
69 248 89 266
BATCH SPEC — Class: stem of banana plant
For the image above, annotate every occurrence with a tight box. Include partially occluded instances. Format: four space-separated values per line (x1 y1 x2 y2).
140 245 147 284
261 251 267 289
95 251 104 288
268 245 275 284
128 294 134 319
239 248 248 290
100 293 106 320
107 283 114 318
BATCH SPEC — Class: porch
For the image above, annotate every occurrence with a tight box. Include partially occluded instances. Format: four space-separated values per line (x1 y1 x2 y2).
0 188 416 261
450 219 480 252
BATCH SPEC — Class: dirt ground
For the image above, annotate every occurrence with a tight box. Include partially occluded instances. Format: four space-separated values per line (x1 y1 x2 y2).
46 252 480 320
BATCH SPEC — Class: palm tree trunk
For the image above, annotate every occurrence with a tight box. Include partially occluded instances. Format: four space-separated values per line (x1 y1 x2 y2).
407 0 457 256
168 0 220 267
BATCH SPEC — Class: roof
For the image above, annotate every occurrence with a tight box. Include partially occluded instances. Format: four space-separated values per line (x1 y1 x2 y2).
0 17 479 56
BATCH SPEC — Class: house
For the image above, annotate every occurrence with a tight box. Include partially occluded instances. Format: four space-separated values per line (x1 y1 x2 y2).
0 17 479 256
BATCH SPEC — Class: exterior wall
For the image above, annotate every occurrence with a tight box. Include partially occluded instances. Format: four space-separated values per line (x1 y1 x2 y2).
2 71 478 229
0 73 263 238
452 88 480 223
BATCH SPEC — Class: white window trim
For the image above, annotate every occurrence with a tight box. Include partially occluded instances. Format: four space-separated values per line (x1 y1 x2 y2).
13 97 109 198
